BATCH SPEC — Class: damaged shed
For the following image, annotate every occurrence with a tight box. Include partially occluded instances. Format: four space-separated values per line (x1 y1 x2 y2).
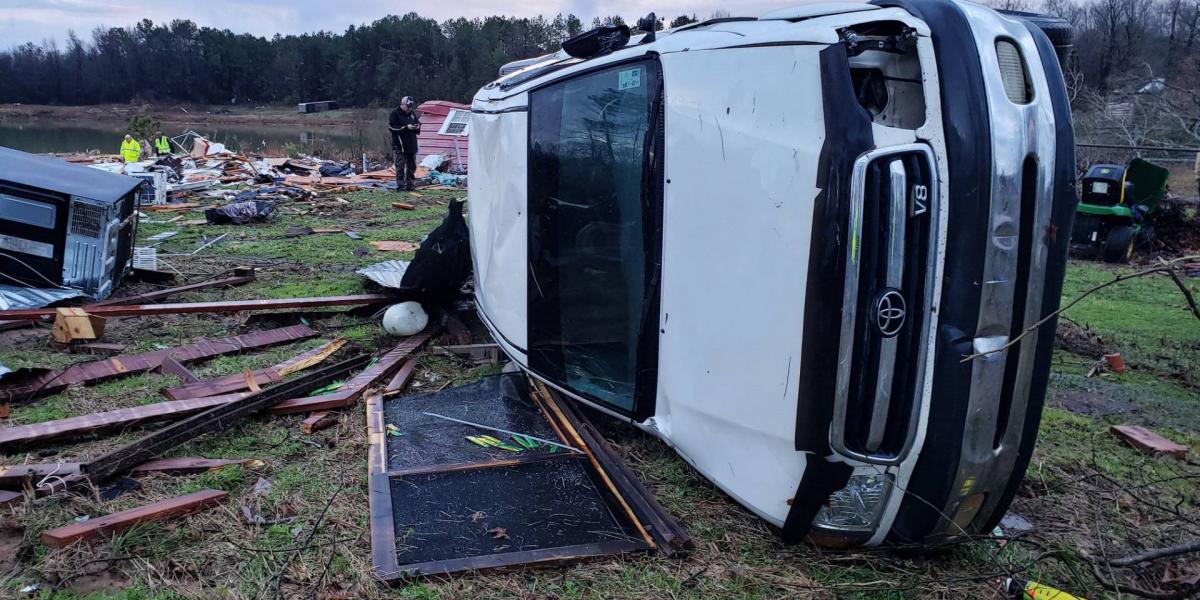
414 101 471 172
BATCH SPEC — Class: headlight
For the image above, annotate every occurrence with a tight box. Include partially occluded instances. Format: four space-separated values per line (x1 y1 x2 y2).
812 473 892 533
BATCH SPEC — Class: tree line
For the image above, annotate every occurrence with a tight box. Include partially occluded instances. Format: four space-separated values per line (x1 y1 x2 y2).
4 1 1200 111
0 13 700 107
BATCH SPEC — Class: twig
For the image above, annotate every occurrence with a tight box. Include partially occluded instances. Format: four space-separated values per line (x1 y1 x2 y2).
962 255 1200 362
1165 269 1200 320
265 477 344 600
1110 539 1200 567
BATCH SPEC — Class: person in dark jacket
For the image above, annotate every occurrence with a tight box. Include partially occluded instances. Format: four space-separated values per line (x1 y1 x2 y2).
388 96 421 191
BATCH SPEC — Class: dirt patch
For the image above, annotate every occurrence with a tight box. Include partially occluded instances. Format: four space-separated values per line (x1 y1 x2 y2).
1054 391 1138 417
0 521 25 576
67 569 131 597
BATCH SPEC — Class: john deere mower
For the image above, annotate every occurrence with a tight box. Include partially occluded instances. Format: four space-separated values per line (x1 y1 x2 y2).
1071 157 1170 262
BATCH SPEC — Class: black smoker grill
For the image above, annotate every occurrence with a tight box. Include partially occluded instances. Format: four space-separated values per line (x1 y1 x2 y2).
0 147 141 299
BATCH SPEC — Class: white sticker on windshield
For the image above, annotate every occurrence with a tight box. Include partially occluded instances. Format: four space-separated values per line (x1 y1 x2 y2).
618 68 641 91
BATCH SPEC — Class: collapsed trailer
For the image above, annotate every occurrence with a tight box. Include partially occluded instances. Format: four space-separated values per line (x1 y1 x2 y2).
469 0 1077 546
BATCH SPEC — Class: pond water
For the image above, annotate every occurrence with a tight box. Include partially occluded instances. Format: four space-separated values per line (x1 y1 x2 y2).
0 118 394 159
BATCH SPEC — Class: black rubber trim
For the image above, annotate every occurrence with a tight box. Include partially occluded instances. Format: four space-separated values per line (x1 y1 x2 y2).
869 0 995 544
471 106 529 115
794 44 875 454
782 457 854 544
718 41 824 49
783 43 874 544
977 19 1078 534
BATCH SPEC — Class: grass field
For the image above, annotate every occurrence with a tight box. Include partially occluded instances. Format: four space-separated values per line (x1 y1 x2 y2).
1 187 1198 600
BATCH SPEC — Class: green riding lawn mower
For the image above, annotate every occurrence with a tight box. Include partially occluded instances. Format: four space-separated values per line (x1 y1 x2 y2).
1071 157 1171 263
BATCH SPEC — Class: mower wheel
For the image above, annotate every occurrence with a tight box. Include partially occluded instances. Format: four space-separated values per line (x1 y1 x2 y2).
1103 225 1135 263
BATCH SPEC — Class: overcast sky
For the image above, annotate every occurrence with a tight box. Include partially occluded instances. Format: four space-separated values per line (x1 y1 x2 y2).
0 0 789 48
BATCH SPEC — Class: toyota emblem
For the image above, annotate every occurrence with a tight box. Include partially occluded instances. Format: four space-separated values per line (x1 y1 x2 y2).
872 288 907 338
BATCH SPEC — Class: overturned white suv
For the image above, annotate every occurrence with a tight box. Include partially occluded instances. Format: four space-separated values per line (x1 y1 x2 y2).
468 0 1076 546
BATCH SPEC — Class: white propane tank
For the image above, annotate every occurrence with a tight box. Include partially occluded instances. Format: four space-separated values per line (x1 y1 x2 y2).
382 302 429 336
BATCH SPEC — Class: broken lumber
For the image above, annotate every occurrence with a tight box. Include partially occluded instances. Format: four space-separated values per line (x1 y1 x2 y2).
41 489 227 548
1 458 256 490
271 328 437 415
369 241 419 252
156 356 199 384
0 490 20 507
1110 425 1190 458
0 325 316 403
163 368 279 401
131 457 261 476
301 412 338 434
384 359 418 394
81 355 371 483
0 269 257 331
0 295 393 321
391 202 416 210
161 338 346 401
0 394 249 450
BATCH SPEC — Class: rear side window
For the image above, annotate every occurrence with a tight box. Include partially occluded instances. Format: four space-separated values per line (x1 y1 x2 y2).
527 59 661 413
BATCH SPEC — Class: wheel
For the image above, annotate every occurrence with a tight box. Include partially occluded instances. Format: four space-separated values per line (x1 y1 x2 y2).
1103 225 1135 263
998 11 1074 48
1136 224 1156 251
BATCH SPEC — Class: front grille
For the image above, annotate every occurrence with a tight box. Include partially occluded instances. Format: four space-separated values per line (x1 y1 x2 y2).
831 145 937 465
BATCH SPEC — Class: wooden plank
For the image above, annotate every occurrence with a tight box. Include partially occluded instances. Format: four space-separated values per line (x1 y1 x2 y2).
540 387 694 555
274 338 347 377
0 325 317 404
384 539 647 580
365 389 401 579
301 412 338 434
1111 425 1190 458
130 457 260 476
0 294 393 320
2 458 255 490
41 489 228 548
384 359 418 394
82 355 371 483
0 463 82 490
533 382 655 550
162 338 346 401
0 490 21 507
156 357 200 384
0 395 243 450
162 368 279 401
271 328 437 415
0 270 257 331
92 270 256 308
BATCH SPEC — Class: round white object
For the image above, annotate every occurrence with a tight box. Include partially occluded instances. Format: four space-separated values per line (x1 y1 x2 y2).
382 302 429 336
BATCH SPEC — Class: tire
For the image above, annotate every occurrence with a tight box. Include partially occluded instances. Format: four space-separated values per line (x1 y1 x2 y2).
998 11 1074 47
1103 225 1135 263
1136 224 1156 250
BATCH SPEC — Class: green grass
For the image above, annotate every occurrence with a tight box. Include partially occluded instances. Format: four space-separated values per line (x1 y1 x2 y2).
1058 260 1200 382
3 186 1198 599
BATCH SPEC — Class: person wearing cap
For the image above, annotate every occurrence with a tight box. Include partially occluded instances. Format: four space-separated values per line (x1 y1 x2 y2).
120 133 142 163
388 96 422 191
153 131 172 156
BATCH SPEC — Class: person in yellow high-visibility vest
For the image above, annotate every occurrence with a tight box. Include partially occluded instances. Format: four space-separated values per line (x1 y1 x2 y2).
153 131 171 156
120 133 142 163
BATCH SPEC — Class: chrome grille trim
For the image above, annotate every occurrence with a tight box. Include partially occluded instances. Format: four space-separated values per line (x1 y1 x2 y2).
831 143 939 466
